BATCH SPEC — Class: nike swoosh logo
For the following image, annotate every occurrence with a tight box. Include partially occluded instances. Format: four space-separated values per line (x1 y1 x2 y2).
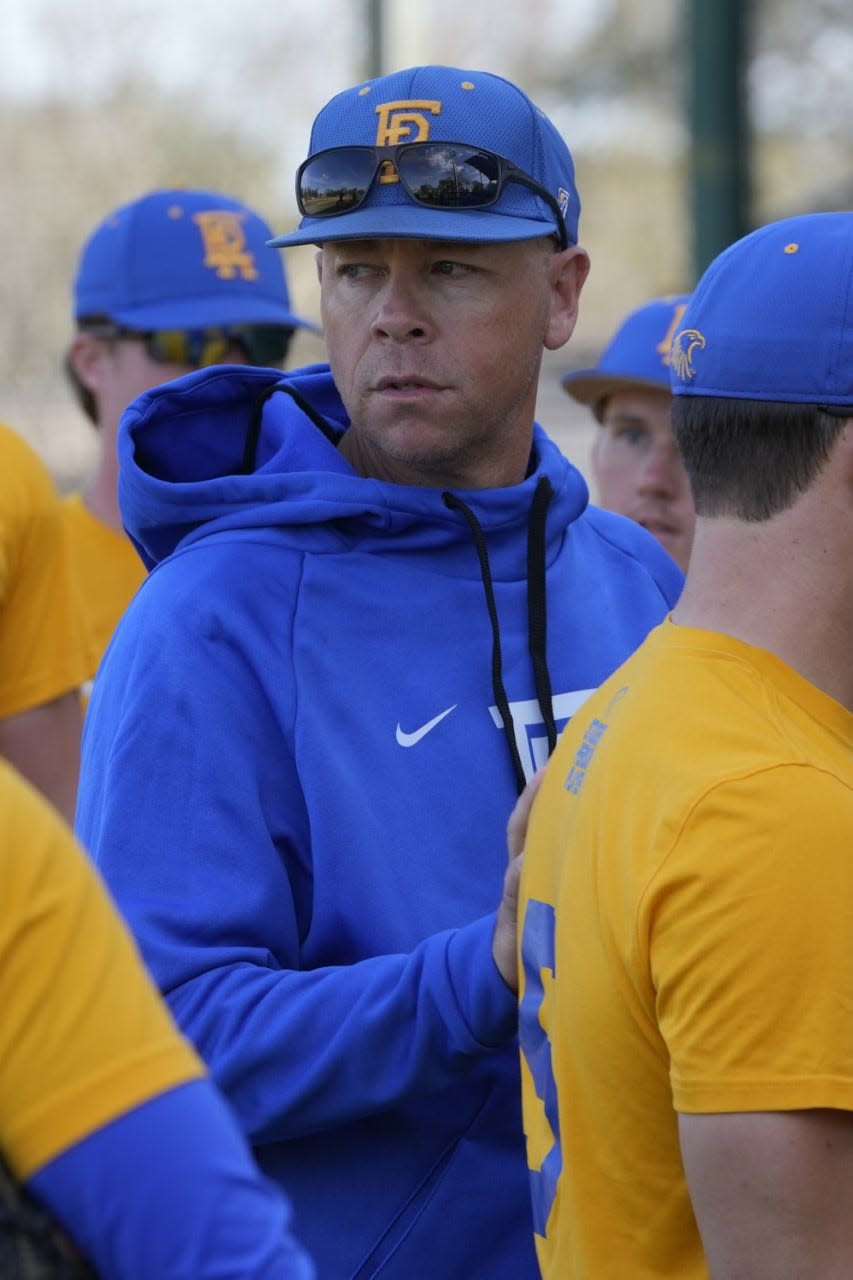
396 705 457 747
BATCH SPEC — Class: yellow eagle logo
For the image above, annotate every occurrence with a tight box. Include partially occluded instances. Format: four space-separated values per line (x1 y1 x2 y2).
670 328 706 381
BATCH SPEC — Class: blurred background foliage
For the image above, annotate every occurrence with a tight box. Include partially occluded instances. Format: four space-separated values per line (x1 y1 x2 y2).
1 0 850 485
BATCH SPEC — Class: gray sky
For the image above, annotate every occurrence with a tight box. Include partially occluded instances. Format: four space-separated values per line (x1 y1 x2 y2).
1 0 615 189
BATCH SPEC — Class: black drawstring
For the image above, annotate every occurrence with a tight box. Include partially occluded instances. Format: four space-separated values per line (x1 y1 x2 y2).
527 477 558 756
444 492 526 794
240 380 342 474
444 475 555 796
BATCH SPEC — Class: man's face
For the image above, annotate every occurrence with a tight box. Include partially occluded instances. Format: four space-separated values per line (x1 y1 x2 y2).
317 236 588 488
592 386 695 572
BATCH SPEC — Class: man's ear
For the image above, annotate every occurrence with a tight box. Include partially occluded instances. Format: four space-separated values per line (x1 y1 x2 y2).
67 331 111 394
838 420 853 491
545 245 591 352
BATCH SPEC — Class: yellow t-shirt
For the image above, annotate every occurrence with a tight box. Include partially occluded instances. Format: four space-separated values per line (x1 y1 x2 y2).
62 491 146 694
0 760 205 1181
519 619 853 1280
0 426 90 716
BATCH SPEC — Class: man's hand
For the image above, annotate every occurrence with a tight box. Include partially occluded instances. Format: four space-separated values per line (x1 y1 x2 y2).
492 769 545 992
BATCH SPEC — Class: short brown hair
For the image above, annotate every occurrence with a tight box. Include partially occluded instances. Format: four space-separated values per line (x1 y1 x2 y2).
672 398 846 521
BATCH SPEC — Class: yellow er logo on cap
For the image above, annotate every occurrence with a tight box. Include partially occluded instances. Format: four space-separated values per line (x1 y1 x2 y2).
375 100 441 183
657 301 689 366
192 211 259 281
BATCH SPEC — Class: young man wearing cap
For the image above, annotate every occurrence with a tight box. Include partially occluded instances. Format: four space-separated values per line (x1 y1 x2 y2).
563 294 695 571
64 187 316 696
517 210 853 1277
76 68 683 1279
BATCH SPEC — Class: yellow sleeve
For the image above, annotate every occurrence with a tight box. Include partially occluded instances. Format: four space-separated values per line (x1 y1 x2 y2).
0 426 92 714
652 766 853 1116
0 762 205 1180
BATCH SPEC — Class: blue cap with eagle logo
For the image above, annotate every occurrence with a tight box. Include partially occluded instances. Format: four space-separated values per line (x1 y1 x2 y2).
670 211 853 410
269 65 580 248
74 187 316 330
562 294 691 421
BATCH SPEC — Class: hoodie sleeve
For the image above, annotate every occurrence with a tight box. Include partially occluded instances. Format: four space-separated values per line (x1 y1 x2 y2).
76 547 517 1146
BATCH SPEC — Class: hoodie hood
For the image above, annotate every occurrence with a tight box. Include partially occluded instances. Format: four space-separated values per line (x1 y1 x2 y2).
118 362 591 572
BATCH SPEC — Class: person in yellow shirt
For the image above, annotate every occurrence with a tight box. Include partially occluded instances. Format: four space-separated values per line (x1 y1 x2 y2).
0 756 314 1279
0 423 88 821
517 212 853 1278
63 187 316 699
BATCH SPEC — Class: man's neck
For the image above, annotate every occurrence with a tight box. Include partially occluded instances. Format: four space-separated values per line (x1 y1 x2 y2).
82 425 124 532
672 510 853 713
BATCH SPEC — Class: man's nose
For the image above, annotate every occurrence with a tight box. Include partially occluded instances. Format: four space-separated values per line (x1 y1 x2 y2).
638 439 684 494
370 270 430 341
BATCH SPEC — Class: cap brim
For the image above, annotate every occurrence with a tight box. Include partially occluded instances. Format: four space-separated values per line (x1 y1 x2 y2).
268 203 561 248
103 297 321 333
561 369 671 408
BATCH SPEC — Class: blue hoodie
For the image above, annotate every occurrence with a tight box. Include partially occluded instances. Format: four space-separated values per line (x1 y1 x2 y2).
77 364 683 1280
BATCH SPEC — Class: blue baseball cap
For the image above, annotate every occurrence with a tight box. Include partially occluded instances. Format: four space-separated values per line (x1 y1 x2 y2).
74 187 317 331
670 211 853 409
562 294 691 420
269 65 580 248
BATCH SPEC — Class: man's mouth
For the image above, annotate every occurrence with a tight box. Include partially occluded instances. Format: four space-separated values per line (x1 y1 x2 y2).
643 518 678 535
635 511 681 537
375 375 443 393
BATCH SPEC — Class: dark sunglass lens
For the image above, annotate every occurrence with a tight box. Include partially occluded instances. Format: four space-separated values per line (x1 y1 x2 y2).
240 326 293 366
299 150 377 217
398 144 501 208
147 330 193 364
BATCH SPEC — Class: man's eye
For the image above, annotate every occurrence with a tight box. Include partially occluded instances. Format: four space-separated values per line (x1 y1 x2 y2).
434 260 473 276
613 426 648 447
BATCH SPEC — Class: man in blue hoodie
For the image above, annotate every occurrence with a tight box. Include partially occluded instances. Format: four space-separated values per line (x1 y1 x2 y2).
77 66 683 1279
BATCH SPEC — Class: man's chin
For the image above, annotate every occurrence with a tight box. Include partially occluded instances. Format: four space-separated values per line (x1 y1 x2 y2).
654 528 691 571
370 417 464 464
341 417 468 485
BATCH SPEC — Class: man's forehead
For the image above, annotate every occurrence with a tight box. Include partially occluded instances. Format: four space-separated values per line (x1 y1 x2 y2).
321 237 517 254
601 387 674 423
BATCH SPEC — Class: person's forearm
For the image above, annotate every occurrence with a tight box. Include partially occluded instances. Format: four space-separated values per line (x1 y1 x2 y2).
169 914 517 1144
0 693 82 824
